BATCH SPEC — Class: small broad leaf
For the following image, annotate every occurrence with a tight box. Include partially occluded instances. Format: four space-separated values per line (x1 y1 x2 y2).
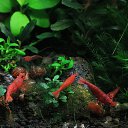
15 49 26 55
68 89 74 94
45 78 51 81
24 46 39 54
48 92 53 96
9 43 19 47
19 20 36 41
29 41 37 46
0 38 5 43
67 87 74 94
52 100 59 107
62 0 82 9
51 63 61 67
51 19 72 31
36 32 55 40
0 23 16 42
53 75 60 81
59 96 67 102
17 0 26 6
10 11 29 36
27 0 60 9
58 56 65 61
67 59 74 69
0 86 6 97
52 99 58 104
30 10 50 28
0 0 13 13
40 83 49 89
45 99 53 104
0 47 4 50
62 60 70 65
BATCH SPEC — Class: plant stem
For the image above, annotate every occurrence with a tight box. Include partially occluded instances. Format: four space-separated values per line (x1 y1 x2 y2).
112 22 128 55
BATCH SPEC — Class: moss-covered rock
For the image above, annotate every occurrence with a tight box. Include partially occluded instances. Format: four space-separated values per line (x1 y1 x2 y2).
64 85 93 118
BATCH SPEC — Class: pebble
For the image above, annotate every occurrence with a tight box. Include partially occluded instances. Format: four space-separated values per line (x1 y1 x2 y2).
20 121 26 126
62 122 70 128
104 116 112 124
80 124 85 128
113 118 119 124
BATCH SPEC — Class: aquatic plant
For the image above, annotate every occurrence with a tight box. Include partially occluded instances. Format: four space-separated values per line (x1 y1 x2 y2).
0 0 60 36
49 56 74 76
0 85 6 97
35 75 74 107
0 37 25 72
118 88 128 103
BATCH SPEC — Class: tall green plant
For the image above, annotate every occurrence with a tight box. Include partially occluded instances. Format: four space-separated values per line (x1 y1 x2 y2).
51 0 128 101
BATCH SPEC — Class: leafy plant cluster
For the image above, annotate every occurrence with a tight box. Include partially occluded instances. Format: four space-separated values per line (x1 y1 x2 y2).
49 56 74 76
37 56 74 107
0 37 25 72
24 56 75 108
0 0 76 63
0 85 6 97
0 0 60 36
38 75 74 107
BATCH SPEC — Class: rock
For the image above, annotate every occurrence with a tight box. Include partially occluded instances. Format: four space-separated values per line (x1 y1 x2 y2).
113 118 119 124
105 116 112 122
20 121 26 126
80 123 85 128
65 85 93 118
62 122 70 128
65 57 95 117
71 57 94 82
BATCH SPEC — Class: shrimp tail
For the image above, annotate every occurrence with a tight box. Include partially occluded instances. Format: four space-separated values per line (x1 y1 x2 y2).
6 95 13 103
52 90 60 98
77 77 86 84
77 77 89 89
110 101 117 107
31 55 43 60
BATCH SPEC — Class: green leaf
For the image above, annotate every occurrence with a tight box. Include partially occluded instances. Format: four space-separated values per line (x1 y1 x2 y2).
29 41 37 46
9 43 19 47
45 78 51 81
53 75 60 81
62 60 70 65
40 83 49 89
45 99 53 104
15 49 26 55
52 99 59 107
67 59 74 69
0 38 5 43
62 0 82 9
36 32 55 40
0 0 13 13
52 99 58 104
68 89 74 94
27 0 60 9
51 63 61 67
58 56 65 61
10 11 29 36
19 20 36 41
0 23 16 42
30 10 50 28
59 96 67 102
0 86 6 96
0 47 4 50
24 46 39 53
17 0 26 6
51 19 72 31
